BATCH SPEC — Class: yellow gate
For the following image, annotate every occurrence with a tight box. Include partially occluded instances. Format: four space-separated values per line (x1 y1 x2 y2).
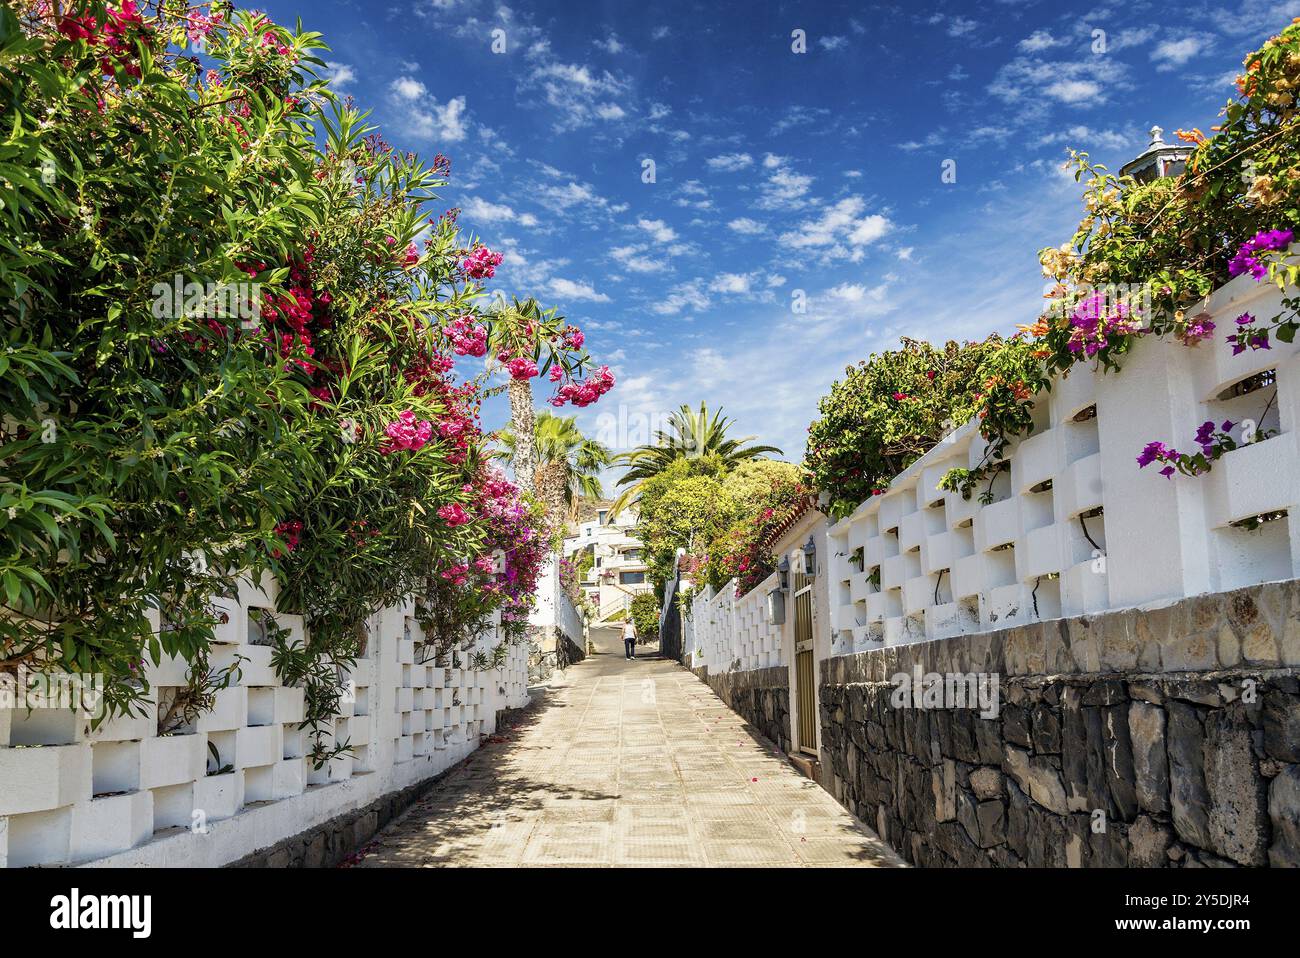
793 572 817 755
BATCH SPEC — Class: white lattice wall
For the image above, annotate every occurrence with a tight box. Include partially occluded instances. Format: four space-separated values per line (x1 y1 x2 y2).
688 572 784 675
828 268 1300 655
0 573 530 868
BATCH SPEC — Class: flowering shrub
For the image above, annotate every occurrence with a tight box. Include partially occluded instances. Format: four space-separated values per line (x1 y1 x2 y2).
700 461 806 595
804 337 1042 515
0 2 583 728
824 18 1300 506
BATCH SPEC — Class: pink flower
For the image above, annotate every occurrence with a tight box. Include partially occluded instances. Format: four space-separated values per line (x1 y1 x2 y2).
461 246 503 280
437 503 471 527
506 356 539 380
380 409 433 454
562 326 585 350
402 243 420 269
445 314 488 357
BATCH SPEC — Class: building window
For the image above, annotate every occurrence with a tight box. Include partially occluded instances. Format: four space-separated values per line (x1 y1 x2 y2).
619 571 645 585
622 549 641 561
597 510 607 523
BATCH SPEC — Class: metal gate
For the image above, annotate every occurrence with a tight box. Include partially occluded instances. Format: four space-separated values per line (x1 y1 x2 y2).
793 572 817 755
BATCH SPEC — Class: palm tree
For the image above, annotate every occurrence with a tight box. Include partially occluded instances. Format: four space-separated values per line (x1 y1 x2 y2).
607 402 782 518
486 296 550 492
499 412 611 536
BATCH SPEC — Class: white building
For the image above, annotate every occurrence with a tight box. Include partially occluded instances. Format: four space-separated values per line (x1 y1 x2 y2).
563 507 651 623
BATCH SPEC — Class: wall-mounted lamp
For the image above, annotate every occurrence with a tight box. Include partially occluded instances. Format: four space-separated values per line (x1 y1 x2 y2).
803 536 818 578
776 555 790 592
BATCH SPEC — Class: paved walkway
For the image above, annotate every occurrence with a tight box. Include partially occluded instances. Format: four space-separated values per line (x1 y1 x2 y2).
354 650 902 867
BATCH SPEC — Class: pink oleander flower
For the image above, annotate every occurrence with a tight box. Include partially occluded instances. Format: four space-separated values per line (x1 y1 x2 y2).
506 356 538 380
271 519 303 558
437 503 471 527
461 246 503 280
402 243 420 269
380 409 433 454
446 314 488 357
550 364 614 407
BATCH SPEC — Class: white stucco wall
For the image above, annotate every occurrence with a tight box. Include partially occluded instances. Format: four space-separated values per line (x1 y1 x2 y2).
0 575 529 868
825 267 1299 655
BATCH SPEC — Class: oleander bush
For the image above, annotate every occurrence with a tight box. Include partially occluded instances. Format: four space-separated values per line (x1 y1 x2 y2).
0 1 595 730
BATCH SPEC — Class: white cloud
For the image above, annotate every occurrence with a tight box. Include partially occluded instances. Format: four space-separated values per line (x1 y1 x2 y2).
1017 30 1062 53
323 62 356 89
527 58 630 131
652 280 709 315
819 35 848 51
1045 79 1102 104
637 217 677 243
1037 125 1132 153
390 76 427 101
594 34 624 54
460 196 538 228
946 17 977 38
756 162 814 210
389 78 469 143
709 273 752 294
706 152 754 172
727 217 766 235
777 196 892 262
546 278 610 302
1152 36 1206 70
990 56 1128 108
610 245 666 273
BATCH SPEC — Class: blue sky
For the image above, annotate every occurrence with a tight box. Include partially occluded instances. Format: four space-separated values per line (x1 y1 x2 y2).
263 0 1298 481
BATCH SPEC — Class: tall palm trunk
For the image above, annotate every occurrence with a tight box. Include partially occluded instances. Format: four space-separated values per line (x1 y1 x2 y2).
506 377 536 491
534 459 569 548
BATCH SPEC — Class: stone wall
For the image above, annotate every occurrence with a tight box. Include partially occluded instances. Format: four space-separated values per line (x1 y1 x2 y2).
695 665 791 754
817 580 1300 867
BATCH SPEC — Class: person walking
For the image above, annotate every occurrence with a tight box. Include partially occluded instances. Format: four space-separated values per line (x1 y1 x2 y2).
623 618 637 660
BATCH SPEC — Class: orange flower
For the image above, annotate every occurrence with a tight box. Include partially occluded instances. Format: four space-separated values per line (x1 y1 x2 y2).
1174 128 1207 145
1017 317 1052 338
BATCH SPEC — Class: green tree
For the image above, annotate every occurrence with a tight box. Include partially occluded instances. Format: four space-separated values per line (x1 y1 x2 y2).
633 457 738 590
629 591 660 644
498 412 610 537
608 402 781 517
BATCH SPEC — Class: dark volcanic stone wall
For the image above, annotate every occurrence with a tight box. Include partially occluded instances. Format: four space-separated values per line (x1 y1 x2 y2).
695 664 791 754
817 581 1300 868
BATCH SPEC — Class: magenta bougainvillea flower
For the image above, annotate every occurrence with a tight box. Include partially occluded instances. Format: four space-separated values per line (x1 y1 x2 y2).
1228 229 1294 280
